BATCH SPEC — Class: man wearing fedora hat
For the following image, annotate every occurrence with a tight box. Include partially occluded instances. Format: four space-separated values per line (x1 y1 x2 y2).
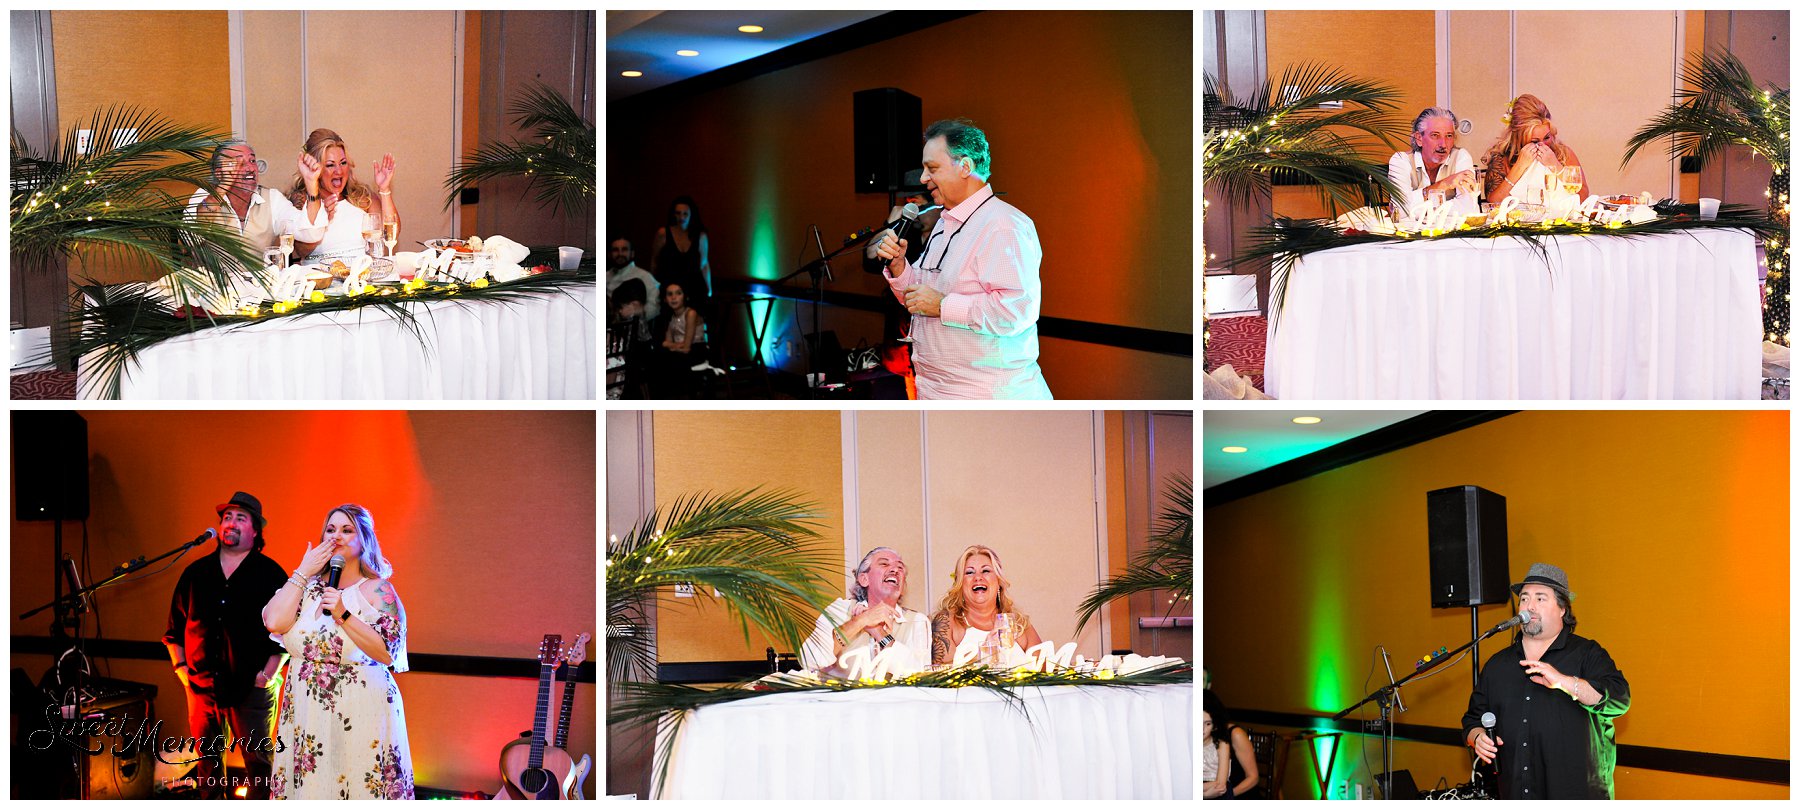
162 491 290 798
1461 562 1631 799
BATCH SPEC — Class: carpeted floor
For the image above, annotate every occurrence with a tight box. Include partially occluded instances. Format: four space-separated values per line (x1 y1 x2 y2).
1204 315 1266 392
11 369 76 400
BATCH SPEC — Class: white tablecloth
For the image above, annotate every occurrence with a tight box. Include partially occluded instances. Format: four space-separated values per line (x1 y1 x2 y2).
653 682 1192 799
1265 229 1762 398
80 282 596 399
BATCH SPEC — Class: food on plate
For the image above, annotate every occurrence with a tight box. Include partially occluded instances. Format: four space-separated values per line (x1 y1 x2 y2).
328 260 350 278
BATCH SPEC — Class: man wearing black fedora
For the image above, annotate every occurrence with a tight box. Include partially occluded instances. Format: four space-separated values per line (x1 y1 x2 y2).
161 491 290 798
1461 562 1631 799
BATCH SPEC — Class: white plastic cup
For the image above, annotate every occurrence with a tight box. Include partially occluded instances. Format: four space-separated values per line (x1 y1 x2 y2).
557 246 583 270
1699 197 1720 220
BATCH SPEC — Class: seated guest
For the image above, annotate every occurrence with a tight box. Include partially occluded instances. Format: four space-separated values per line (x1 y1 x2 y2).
1387 107 1479 221
1204 689 1262 799
928 544 1042 666
288 128 400 266
609 279 652 398
800 547 931 670
1481 93 1589 204
607 236 660 322
650 282 705 398
186 139 301 265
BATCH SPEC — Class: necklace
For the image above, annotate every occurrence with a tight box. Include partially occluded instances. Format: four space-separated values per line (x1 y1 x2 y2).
917 190 997 274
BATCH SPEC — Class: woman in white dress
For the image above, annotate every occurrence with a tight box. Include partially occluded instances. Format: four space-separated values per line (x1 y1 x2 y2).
286 128 401 266
261 504 413 799
1481 94 1590 205
927 545 1043 666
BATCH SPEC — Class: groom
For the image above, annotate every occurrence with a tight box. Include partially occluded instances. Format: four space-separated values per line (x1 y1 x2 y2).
800 547 931 671
162 491 289 798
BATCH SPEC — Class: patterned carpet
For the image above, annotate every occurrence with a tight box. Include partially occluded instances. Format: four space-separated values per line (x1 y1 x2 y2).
1204 315 1266 392
11 369 76 400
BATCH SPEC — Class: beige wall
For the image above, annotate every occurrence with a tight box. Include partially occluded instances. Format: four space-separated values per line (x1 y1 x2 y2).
1266 11 1437 220
242 11 460 246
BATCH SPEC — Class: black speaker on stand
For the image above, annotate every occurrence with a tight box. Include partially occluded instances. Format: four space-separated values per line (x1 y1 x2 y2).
13 411 90 522
853 88 922 195
1426 484 1509 692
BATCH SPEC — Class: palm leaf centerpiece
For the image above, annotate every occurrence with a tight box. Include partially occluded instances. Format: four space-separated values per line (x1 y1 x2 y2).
1074 472 1193 636
445 82 595 217
11 106 269 308
1622 49 1790 346
1203 63 1407 217
606 488 840 688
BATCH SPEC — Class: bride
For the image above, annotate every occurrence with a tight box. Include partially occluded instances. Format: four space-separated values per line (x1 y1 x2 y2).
928 545 1043 666
1481 94 1590 204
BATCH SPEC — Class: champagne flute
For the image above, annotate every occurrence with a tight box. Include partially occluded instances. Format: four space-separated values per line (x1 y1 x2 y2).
361 213 380 258
382 218 398 258
279 231 295 270
1560 166 1583 197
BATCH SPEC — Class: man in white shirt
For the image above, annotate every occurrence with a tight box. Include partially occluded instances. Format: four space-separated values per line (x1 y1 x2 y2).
1386 108 1479 222
606 237 660 322
800 547 931 671
184 139 299 264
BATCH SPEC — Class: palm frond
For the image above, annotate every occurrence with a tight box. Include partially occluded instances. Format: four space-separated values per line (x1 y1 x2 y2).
1073 473 1194 636
1622 49 1789 172
1204 63 1407 217
11 106 266 297
445 83 595 216
606 488 840 691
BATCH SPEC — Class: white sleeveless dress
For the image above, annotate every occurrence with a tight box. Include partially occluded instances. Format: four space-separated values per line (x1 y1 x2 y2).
269 577 414 799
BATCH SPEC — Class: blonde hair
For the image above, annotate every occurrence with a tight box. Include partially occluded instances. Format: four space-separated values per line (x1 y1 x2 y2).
288 128 377 211
934 545 1027 628
319 503 394 580
1482 94 1572 197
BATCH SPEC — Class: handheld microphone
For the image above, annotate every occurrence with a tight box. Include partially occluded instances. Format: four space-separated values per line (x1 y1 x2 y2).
1478 711 1501 787
326 555 345 590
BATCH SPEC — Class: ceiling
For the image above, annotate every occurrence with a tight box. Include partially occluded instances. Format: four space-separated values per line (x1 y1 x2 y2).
606 11 886 101
1201 410 1429 489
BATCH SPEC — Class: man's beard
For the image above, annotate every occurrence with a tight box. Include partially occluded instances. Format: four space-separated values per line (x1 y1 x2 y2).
1523 618 1545 636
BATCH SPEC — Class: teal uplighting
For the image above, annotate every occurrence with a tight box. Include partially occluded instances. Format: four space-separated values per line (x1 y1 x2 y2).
744 164 784 366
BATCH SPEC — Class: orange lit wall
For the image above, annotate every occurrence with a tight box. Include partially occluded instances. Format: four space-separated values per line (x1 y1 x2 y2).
10 410 597 795
1203 410 1788 800
608 11 1193 399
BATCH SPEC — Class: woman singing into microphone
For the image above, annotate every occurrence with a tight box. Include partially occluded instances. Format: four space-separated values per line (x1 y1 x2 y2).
261 504 414 799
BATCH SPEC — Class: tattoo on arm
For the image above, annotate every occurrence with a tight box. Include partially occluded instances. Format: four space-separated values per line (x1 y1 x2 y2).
931 614 952 666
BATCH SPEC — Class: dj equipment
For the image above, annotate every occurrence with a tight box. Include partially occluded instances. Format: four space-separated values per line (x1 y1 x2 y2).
1426 485 1509 608
853 88 922 193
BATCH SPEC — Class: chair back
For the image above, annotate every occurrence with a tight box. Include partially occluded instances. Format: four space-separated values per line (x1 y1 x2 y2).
1243 728 1281 799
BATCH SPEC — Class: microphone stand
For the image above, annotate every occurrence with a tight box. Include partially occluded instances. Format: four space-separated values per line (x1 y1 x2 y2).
1332 615 1520 799
775 225 860 399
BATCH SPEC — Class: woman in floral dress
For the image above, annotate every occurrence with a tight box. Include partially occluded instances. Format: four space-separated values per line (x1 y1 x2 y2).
261 504 413 799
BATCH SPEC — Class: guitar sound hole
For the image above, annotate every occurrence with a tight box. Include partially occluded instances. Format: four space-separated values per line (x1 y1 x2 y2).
521 768 549 795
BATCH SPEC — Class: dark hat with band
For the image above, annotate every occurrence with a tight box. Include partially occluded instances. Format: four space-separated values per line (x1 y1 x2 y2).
1510 561 1573 600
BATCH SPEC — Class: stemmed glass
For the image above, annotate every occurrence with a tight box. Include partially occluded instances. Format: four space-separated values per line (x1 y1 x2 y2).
1559 166 1584 198
361 213 380 258
381 216 398 259
278 229 295 270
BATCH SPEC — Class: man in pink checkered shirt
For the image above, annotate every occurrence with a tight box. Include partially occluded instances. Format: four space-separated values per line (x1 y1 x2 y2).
873 119 1052 399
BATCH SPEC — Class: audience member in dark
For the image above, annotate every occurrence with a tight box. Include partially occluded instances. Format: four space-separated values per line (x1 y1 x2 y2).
650 196 711 318
650 281 706 398
1203 688 1262 799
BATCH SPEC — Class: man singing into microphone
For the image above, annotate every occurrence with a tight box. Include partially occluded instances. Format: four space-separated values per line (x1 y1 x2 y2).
872 119 1052 399
1461 563 1630 798
163 492 289 798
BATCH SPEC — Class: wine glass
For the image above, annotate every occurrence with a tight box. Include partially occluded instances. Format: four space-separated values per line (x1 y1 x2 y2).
381 217 398 258
361 213 380 258
278 231 295 270
1560 166 1584 197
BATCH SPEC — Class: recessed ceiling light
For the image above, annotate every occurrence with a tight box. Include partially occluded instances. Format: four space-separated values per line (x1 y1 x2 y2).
676 49 700 57
1222 446 1248 454
1292 416 1322 424
620 70 643 78
738 25 764 33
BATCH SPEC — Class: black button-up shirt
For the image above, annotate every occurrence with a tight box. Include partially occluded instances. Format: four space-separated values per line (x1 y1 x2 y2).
163 548 289 705
1462 629 1630 799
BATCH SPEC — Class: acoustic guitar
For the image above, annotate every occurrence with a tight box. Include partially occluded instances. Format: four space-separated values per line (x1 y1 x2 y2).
494 634 575 799
554 632 593 800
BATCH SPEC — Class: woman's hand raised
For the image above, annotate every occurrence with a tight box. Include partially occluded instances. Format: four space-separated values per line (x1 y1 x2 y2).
372 153 395 193
297 152 322 198
296 540 336 579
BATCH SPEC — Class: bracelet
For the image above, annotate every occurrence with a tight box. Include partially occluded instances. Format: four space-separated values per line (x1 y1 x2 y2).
378 190 392 196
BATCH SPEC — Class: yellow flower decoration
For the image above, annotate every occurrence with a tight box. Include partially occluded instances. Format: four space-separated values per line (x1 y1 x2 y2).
1094 669 1116 681
472 278 490 289
309 290 325 303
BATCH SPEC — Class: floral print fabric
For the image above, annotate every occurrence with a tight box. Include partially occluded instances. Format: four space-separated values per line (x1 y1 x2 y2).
270 578 413 799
